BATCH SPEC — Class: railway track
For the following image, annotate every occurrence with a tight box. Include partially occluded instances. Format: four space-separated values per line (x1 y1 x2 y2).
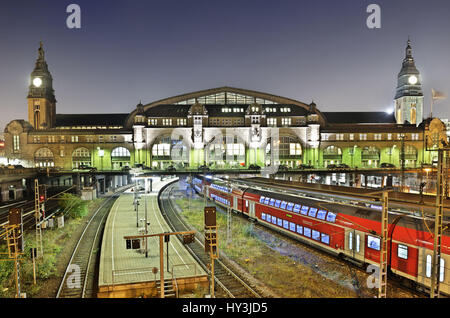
56 194 119 298
159 183 261 298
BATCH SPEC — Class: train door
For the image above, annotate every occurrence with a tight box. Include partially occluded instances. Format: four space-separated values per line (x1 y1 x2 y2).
248 201 256 219
346 229 365 263
233 196 238 211
418 248 449 295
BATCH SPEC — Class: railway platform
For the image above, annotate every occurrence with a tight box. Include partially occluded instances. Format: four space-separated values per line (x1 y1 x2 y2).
97 177 208 298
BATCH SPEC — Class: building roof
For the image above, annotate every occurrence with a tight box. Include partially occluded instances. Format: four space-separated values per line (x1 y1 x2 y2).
55 113 129 127
323 112 396 124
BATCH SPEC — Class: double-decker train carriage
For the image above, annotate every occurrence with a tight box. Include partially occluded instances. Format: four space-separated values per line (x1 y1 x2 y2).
192 175 450 295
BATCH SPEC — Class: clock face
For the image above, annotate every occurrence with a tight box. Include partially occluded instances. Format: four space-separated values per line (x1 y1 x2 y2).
33 77 42 87
408 75 418 85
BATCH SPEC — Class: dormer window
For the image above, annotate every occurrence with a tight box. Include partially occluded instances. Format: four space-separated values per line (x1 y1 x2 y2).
194 116 202 125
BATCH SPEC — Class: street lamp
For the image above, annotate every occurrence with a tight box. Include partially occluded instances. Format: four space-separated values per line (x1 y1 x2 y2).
97 147 104 171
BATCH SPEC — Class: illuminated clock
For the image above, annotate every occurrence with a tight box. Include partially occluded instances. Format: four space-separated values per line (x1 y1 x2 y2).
33 77 42 87
408 75 418 85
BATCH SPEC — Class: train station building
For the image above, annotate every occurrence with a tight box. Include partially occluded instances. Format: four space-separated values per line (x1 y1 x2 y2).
3 40 439 171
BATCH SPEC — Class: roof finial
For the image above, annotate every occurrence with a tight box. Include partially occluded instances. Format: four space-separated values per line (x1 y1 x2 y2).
38 41 45 60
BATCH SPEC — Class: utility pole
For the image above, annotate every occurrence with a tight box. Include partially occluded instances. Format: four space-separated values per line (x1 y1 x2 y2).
34 179 44 258
425 118 449 298
144 195 148 258
204 206 219 298
379 191 389 298
226 178 232 245
430 149 446 297
1 208 24 298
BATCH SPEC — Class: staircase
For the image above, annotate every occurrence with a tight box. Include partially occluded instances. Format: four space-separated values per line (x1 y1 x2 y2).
156 279 177 298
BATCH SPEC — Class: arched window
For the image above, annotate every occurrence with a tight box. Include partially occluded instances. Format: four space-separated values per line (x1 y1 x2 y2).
112 147 131 157
151 136 189 169
111 147 131 170
72 147 92 168
208 135 246 168
266 135 302 167
73 147 91 158
34 147 54 167
323 146 343 167
362 147 380 168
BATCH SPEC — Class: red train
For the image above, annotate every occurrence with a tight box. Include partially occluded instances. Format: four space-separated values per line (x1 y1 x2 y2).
192 176 450 296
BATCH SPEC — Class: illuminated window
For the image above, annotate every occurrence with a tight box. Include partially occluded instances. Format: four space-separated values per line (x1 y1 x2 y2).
163 119 172 126
267 118 277 127
426 255 432 278
281 118 291 126
177 118 187 126
367 235 381 251
398 244 408 259
112 147 131 157
321 234 330 245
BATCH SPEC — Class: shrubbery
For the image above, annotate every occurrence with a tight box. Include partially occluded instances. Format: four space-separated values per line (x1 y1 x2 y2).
59 193 88 219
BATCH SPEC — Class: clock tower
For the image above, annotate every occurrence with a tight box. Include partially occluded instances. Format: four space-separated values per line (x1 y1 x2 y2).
394 39 424 126
27 42 56 130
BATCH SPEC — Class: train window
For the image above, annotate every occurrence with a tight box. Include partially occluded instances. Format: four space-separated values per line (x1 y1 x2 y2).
308 208 318 218
275 200 281 208
440 259 445 282
426 255 432 278
321 234 330 245
277 218 283 227
280 201 287 209
317 210 327 220
264 197 270 205
259 196 265 204
367 235 381 251
283 220 289 229
300 206 309 215
397 244 408 260
289 222 296 232
293 204 301 213
349 232 353 250
272 216 277 225
326 212 337 223
356 234 360 252
296 225 303 234
304 227 311 238
312 230 320 241
261 213 266 221
269 198 275 206
286 202 294 211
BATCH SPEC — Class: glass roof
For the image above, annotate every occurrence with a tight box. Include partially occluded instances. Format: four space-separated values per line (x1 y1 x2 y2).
175 92 278 105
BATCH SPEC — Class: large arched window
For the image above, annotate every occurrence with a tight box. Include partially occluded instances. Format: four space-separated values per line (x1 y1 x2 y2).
403 145 418 168
111 147 131 170
362 146 380 168
208 135 246 169
112 147 131 158
151 136 188 169
72 147 91 169
323 146 342 167
265 135 302 167
35 147 54 167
